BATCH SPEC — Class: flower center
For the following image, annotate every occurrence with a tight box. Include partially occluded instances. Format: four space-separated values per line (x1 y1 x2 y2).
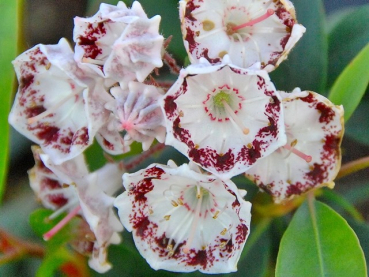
213 90 231 108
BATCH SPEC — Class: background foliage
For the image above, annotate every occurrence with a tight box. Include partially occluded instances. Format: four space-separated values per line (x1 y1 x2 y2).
1 0 368 276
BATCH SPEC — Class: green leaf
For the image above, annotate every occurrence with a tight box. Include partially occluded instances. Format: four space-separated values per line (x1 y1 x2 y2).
36 247 73 277
0 0 21 204
327 5 369 89
270 0 328 93
237 219 272 277
276 199 367 277
347 219 369 270
345 100 369 145
328 43 369 122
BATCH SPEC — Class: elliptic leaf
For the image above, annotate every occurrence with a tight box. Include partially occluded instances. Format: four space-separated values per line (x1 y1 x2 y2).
276 199 367 277
328 44 369 122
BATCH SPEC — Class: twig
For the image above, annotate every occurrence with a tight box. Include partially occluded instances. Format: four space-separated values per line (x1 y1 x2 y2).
337 156 369 179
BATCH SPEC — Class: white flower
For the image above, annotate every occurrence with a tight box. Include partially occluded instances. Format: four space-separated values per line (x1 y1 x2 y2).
115 161 251 273
100 81 166 154
179 0 305 71
28 146 124 273
74 1 164 85
9 38 112 164
245 89 344 203
161 59 286 179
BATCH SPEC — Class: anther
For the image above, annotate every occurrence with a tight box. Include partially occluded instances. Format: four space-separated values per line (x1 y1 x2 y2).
220 228 227 236
171 200 178 207
177 198 183 205
164 215 171 221
213 210 220 219
220 241 227 248
232 9 275 31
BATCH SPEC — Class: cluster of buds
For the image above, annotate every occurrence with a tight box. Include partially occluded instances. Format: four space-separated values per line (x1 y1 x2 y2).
9 0 344 274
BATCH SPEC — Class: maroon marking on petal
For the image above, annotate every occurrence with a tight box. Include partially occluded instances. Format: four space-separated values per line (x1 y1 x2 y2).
185 27 199 54
189 147 235 173
316 102 335 124
36 125 60 144
164 95 178 119
187 249 208 269
19 74 34 93
235 224 248 244
258 116 278 139
323 134 340 156
73 127 89 146
300 92 314 104
132 178 154 202
154 234 185 258
185 1 200 21
238 141 262 165
306 163 326 184
220 238 234 253
48 194 68 207
24 105 46 119
275 6 295 28
201 49 221 64
102 138 114 151
173 117 194 147
134 216 151 238
41 178 61 190
257 76 266 90
285 183 303 197
78 22 106 59
144 166 165 179
280 34 291 49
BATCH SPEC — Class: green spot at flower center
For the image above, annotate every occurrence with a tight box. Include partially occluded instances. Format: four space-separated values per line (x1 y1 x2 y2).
213 91 231 108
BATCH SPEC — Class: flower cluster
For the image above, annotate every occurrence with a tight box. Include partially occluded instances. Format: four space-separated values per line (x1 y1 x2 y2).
9 0 344 274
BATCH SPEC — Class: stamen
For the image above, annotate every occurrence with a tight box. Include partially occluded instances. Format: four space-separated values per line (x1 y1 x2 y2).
164 215 171 221
213 210 220 219
48 198 79 220
43 205 81 241
283 141 312 163
220 228 227 236
27 92 78 124
171 200 178 207
222 100 249 135
183 189 203 254
232 9 275 31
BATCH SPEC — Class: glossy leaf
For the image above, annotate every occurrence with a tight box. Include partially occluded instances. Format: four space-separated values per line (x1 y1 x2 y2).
344 99 369 145
328 43 369 122
0 0 20 203
347 219 369 269
270 0 328 93
327 5 369 89
276 199 367 277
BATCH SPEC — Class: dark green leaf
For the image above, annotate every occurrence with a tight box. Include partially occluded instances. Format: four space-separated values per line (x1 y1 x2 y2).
328 43 369 122
0 0 21 203
347 219 369 270
276 199 367 277
345 100 369 145
327 5 369 89
270 0 328 93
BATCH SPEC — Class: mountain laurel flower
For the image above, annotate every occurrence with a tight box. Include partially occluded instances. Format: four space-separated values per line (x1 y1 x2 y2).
100 81 166 153
74 1 164 85
180 0 305 71
9 38 113 164
161 58 286 179
245 89 344 203
28 146 124 273
115 161 251 273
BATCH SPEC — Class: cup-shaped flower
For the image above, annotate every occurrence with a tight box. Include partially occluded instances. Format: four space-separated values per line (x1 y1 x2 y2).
28 146 124 273
9 38 113 164
179 0 305 71
99 81 166 153
245 89 344 202
161 60 286 179
115 161 251 273
74 1 164 85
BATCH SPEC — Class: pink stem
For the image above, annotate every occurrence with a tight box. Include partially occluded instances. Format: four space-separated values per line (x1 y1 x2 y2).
43 205 81 241
232 9 275 31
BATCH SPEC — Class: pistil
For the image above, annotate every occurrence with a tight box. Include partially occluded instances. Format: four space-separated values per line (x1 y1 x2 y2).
232 9 275 31
222 100 249 135
43 205 81 241
283 140 312 163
